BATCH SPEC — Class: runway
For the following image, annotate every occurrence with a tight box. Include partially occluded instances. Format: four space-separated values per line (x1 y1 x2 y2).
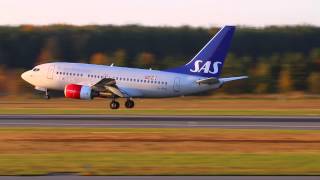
0 115 319 129
0 116 319 180
0 176 319 180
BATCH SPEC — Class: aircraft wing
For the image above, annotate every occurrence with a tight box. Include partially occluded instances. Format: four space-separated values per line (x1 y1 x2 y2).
92 78 128 97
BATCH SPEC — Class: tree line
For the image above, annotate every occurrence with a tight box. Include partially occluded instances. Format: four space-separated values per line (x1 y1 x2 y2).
0 24 319 95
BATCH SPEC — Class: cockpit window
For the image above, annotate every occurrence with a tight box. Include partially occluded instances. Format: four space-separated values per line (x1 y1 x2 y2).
32 68 40 72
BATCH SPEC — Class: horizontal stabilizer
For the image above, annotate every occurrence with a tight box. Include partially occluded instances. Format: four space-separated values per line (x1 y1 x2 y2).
196 77 220 85
219 76 248 83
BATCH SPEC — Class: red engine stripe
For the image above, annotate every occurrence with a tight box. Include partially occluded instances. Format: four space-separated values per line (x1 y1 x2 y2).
65 84 81 99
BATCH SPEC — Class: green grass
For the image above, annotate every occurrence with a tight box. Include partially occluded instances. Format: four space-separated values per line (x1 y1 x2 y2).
0 127 319 175
0 108 319 116
1 153 320 175
0 96 320 175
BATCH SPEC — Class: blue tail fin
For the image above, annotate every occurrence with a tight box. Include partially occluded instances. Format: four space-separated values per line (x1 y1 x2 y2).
165 26 235 78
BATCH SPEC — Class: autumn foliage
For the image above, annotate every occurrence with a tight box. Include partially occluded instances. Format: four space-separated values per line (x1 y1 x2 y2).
0 25 319 95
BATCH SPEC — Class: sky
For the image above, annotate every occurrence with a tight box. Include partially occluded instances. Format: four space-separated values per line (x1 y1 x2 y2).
0 0 319 27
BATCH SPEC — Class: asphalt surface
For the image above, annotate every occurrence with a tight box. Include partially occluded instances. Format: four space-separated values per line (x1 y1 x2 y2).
0 115 319 129
0 115 319 179
0 176 319 180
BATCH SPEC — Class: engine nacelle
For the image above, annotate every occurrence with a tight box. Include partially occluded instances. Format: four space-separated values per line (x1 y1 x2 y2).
64 84 93 100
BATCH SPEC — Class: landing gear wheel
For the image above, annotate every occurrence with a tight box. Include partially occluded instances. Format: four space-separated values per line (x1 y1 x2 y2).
110 101 120 109
125 99 135 108
44 95 50 100
44 90 50 100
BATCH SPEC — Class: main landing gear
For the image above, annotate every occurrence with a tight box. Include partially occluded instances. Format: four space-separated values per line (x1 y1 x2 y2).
109 97 135 109
44 89 50 99
125 99 134 109
110 100 120 109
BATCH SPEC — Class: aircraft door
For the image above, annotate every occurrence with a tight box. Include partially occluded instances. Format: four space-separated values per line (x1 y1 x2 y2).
173 77 180 92
47 65 55 79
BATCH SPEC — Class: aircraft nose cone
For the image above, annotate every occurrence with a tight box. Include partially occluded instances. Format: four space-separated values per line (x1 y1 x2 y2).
21 71 31 82
21 71 27 81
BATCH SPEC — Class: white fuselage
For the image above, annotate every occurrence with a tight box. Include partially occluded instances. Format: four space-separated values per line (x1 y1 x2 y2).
21 62 222 98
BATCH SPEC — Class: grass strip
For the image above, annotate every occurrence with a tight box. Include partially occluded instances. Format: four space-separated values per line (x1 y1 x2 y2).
0 153 320 175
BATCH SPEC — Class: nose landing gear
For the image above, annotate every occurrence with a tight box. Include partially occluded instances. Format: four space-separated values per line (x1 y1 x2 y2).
44 89 50 99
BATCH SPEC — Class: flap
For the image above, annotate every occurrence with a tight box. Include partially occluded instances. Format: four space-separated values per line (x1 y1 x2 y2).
92 78 127 97
92 78 116 91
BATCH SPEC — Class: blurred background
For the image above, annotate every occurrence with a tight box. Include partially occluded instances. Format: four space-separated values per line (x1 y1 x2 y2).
0 0 319 97
0 1 319 176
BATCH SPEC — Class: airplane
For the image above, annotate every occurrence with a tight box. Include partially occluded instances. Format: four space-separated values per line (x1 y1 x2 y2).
21 26 247 109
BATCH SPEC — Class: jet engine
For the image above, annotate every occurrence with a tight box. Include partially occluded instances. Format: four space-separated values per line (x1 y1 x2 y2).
64 84 94 100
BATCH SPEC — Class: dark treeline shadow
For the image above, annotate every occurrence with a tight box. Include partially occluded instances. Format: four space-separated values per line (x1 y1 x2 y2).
0 24 319 95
